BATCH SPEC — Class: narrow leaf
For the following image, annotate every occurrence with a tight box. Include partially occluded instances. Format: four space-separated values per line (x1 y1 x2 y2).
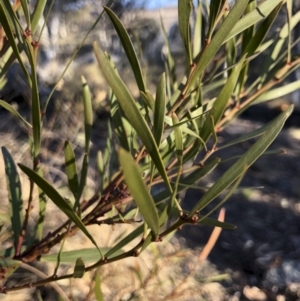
31 0 47 34
153 73 166 145
94 273 104 301
225 0 283 43
64 141 79 200
41 248 116 263
104 6 146 93
0 100 32 129
82 76 93 154
201 55 246 142
186 0 248 94
178 0 192 66
37 167 47 241
1 147 23 249
190 106 293 216
254 80 300 104
119 148 159 236
94 42 172 192
18 164 103 258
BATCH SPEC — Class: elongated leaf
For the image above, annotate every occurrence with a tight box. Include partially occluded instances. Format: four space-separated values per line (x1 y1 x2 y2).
0 3 30 82
0 100 32 129
110 89 131 151
217 121 277 150
37 167 47 241
207 0 227 40
41 248 117 263
201 55 246 142
190 106 293 216
82 76 93 154
20 0 31 27
154 73 166 145
140 91 155 111
94 42 172 192
178 0 192 66
18 164 103 258
193 1 203 59
104 6 146 93
160 14 177 93
242 2 283 57
1 147 23 249
78 153 89 206
119 148 159 235
185 0 248 94
225 0 283 43
95 273 104 301
172 113 183 167
64 141 79 200
31 64 42 157
31 0 47 34
254 80 300 104
73 257 85 278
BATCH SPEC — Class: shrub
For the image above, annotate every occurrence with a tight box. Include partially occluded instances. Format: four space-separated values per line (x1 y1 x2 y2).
0 0 299 299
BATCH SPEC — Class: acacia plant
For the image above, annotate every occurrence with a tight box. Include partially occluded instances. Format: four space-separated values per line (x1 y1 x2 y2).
0 0 299 298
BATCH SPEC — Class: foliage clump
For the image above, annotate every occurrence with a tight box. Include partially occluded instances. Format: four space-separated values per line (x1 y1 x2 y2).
0 0 299 299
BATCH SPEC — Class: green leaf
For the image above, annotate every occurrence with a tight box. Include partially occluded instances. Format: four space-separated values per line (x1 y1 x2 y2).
78 153 89 206
36 167 47 241
31 0 47 34
0 100 32 129
185 0 248 94
104 6 146 93
254 80 300 104
190 106 293 216
225 0 284 43
31 64 42 157
153 73 166 145
110 89 131 152
41 248 116 263
193 1 203 59
140 91 155 111
73 257 85 278
1 147 23 249
119 148 159 236
198 216 236 230
94 273 104 301
82 76 93 154
178 0 192 66
20 0 31 28
242 2 282 57
0 3 31 83
201 55 246 142
94 42 172 192
207 0 227 41
64 141 79 200
160 14 177 93
18 164 103 259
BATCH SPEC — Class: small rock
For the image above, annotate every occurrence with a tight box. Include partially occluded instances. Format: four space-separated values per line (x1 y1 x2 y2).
243 286 267 301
